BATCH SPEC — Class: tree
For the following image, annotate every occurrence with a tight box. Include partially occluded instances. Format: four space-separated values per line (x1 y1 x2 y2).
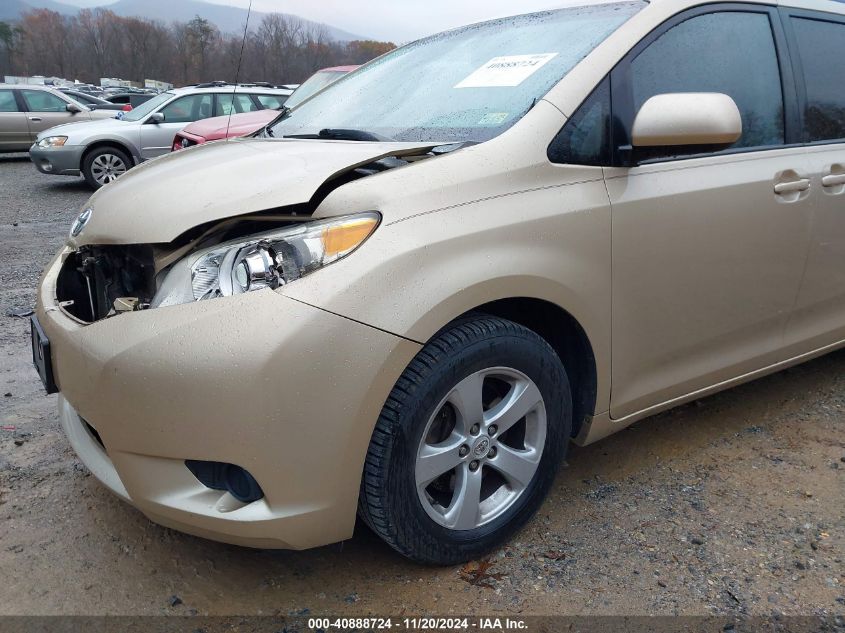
19 10 77 78
346 40 396 65
121 16 171 83
185 16 219 82
8 9 395 87
0 21 24 76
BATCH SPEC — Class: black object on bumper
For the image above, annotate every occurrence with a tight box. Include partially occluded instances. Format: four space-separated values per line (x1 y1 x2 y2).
31 315 57 394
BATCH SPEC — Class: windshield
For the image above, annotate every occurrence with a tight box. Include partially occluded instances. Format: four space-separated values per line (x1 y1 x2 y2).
122 91 174 122
271 2 642 143
285 70 350 109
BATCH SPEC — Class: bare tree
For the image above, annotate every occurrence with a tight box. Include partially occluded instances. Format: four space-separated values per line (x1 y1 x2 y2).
19 10 76 78
76 9 115 80
8 8 396 87
0 21 24 76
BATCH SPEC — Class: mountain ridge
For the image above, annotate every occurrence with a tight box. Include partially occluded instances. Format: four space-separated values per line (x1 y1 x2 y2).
0 0 368 41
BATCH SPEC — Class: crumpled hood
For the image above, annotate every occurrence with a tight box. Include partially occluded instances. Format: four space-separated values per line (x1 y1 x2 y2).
71 137 437 246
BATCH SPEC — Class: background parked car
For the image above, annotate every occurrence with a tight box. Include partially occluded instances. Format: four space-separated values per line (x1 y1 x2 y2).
170 67 357 151
29 84 294 188
0 84 116 153
283 66 359 109
69 84 105 97
58 89 129 113
104 92 155 109
171 109 280 151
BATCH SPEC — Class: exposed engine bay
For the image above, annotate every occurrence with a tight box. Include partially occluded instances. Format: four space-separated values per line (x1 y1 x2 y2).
56 246 156 322
56 213 318 322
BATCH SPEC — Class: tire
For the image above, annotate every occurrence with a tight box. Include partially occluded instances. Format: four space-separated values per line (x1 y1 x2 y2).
82 146 131 190
359 315 572 565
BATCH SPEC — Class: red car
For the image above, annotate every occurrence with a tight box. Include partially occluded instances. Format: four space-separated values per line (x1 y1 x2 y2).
172 109 280 151
172 66 359 151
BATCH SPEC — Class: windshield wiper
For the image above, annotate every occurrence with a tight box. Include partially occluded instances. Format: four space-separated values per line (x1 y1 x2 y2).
283 128 395 142
262 106 290 138
431 141 480 154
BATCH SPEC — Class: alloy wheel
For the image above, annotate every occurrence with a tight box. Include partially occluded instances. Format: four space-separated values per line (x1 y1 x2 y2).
91 153 127 185
415 367 547 530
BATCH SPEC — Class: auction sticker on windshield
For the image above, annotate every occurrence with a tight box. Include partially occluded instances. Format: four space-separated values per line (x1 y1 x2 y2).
455 53 558 88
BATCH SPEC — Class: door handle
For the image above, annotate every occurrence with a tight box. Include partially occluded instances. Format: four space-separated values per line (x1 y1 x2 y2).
774 179 810 195
822 174 845 187
28 117 42 122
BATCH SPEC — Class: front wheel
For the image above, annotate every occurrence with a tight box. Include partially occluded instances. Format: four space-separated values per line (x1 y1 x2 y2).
358 316 572 565
82 146 131 190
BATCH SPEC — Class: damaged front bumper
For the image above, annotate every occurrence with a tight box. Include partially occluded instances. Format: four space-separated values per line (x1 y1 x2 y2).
37 251 420 549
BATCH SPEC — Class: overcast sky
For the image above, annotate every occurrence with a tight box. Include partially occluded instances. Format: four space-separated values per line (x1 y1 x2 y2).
217 0 574 41
59 0 585 42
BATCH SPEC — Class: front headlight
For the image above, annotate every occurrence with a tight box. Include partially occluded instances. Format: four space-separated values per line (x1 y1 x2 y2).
37 136 68 148
153 213 379 308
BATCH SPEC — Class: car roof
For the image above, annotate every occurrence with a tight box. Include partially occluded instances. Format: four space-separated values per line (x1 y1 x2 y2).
536 0 844 15
0 83 62 90
318 66 361 73
644 0 845 11
170 84 294 96
779 0 844 11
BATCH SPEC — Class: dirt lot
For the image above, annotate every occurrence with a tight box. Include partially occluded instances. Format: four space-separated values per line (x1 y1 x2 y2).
1 153 843 618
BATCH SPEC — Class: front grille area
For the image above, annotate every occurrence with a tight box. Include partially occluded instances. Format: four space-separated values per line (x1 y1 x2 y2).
56 246 156 322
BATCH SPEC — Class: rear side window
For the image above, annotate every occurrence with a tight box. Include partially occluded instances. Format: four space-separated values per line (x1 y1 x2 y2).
255 94 287 109
216 93 259 116
629 11 784 149
548 77 611 165
21 90 68 113
790 17 845 142
161 94 213 123
0 90 17 112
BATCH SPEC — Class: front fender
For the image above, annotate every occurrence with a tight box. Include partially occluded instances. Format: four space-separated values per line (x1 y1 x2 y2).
80 132 142 162
282 180 612 410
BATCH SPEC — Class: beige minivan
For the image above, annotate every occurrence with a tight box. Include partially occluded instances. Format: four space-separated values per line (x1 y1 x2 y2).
33 0 845 564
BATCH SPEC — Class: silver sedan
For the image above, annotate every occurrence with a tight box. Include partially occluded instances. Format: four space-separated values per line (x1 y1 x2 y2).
29 84 292 189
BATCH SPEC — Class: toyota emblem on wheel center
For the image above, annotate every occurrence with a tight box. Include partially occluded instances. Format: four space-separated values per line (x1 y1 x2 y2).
473 437 490 457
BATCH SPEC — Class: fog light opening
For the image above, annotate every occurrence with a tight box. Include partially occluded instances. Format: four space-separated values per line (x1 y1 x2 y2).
185 460 264 503
224 464 264 503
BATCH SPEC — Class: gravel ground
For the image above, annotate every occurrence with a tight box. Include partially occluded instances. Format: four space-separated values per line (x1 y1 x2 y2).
1 154 844 618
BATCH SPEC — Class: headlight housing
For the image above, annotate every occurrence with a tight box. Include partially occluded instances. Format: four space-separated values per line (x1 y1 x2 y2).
153 213 379 308
37 136 68 148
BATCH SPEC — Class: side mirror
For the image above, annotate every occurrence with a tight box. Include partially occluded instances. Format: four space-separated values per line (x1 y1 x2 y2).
632 93 742 152
148 112 165 124
66 103 83 114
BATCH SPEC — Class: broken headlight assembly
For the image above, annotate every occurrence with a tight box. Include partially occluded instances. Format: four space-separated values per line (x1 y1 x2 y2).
153 213 379 308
